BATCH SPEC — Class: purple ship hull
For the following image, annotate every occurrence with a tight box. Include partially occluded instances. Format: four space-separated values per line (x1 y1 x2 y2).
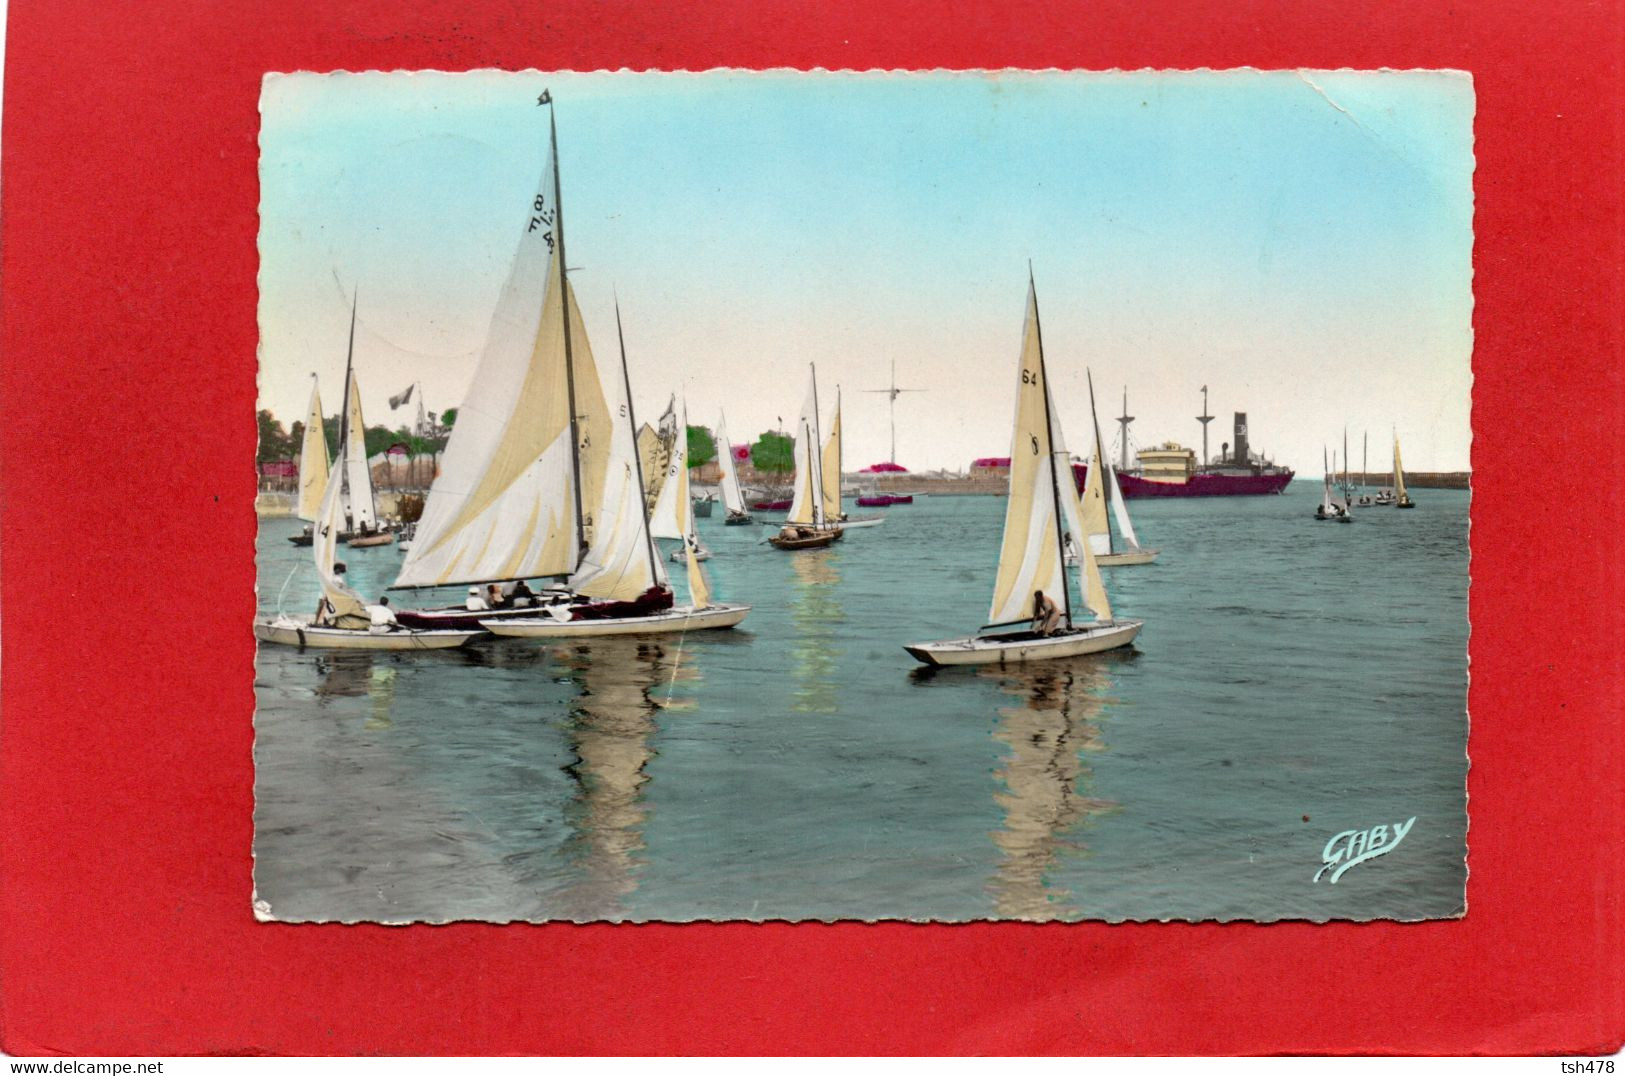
1072 464 1294 499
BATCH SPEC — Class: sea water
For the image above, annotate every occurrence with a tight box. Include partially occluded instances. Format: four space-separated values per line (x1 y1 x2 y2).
253 484 1469 922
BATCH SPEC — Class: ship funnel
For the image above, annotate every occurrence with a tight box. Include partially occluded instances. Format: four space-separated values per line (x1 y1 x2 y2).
1233 413 1250 467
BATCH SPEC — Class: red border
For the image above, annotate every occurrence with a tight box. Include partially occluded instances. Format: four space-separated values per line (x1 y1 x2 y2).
2 0 1621 1056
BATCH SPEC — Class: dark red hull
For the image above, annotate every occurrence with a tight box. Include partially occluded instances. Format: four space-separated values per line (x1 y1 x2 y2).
395 587 674 631
856 493 912 507
1071 464 1294 499
751 499 792 511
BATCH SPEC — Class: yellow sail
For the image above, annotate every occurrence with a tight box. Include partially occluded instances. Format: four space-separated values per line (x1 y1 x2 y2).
1078 445 1110 555
637 422 666 516
684 536 711 609
820 391 843 520
1078 521 1112 621
296 377 329 522
1393 436 1409 501
566 277 611 549
989 281 1068 627
785 367 826 527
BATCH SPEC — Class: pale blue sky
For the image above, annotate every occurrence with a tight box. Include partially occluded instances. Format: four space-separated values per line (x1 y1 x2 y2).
259 69 1474 473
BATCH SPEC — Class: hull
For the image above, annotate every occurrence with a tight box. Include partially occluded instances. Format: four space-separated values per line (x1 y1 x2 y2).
1074 464 1294 499
483 603 751 637
692 499 715 518
669 547 713 562
769 528 843 550
347 532 395 548
905 619 1143 667
724 514 754 526
395 589 674 631
253 616 481 650
1070 547 1158 566
856 493 912 507
833 515 885 529
751 498 792 511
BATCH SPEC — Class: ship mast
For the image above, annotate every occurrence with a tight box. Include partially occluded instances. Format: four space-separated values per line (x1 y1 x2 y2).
1197 385 1214 468
1116 387 1134 474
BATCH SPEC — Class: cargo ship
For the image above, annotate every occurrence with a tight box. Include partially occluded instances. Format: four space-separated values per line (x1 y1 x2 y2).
1073 390 1293 498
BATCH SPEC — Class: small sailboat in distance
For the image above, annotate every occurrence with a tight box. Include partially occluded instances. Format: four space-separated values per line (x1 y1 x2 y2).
770 364 845 550
715 410 753 526
821 385 884 529
648 397 713 563
287 374 331 546
1314 446 1353 521
905 272 1141 666
1072 369 1156 566
1394 432 1415 508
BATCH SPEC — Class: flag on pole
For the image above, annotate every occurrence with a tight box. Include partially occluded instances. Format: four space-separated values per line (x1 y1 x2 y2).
388 384 414 410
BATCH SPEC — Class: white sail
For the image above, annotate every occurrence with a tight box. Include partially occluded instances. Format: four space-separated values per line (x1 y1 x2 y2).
647 416 688 540
1103 453 1141 548
1393 436 1409 501
1078 445 1112 557
312 417 369 629
716 411 747 514
395 130 585 588
296 376 329 522
340 368 378 531
569 359 667 601
785 368 826 527
989 281 1069 627
820 388 843 521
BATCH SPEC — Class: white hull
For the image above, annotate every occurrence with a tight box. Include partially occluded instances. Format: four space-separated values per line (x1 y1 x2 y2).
1068 547 1157 567
668 547 713 562
833 515 884 529
481 602 751 638
905 618 1142 667
253 615 482 650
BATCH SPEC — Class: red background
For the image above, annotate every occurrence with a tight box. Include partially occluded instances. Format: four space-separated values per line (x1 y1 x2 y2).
2 0 1620 1056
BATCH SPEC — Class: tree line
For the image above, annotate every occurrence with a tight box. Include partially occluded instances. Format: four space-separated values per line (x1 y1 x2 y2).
259 408 796 476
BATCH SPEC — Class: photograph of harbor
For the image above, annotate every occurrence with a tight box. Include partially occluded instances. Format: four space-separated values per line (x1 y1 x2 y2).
253 69 1473 922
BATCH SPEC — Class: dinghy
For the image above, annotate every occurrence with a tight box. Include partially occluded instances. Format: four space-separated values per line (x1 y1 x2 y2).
1069 369 1157 567
715 410 754 526
1314 446 1353 521
287 375 331 546
905 272 1142 667
389 96 687 633
255 303 483 651
769 365 845 550
1393 433 1415 508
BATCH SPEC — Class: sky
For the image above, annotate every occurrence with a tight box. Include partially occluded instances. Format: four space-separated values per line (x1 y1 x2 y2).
258 69 1475 474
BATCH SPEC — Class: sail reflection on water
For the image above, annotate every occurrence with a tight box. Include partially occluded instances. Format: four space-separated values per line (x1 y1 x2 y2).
788 551 844 714
982 659 1118 920
551 637 697 919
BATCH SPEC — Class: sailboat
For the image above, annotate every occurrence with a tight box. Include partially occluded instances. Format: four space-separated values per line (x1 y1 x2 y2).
1393 433 1415 508
905 273 1141 666
648 398 713 563
286 375 332 546
340 362 394 548
820 386 884 529
1070 369 1156 566
390 95 710 633
1314 446 1353 521
715 410 753 525
769 364 845 550
1356 432 1375 506
255 308 482 650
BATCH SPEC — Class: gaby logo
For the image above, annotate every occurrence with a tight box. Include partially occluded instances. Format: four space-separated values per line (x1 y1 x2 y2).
1314 817 1417 883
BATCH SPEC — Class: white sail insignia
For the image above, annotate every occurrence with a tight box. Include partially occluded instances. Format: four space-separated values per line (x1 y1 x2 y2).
296 376 329 523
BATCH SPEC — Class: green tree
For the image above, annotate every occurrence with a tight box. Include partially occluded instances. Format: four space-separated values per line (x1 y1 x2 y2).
257 409 292 463
686 425 717 469
441 407 458 429
750 431 794 475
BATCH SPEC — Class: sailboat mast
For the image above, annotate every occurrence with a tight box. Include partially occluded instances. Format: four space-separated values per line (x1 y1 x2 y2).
614 299 662 584
337 296 357 508
1086 368 1114 555
810 364 824 527
547 104 589 567
836 384 843 510
1029 272 1073 630
889 359 897 464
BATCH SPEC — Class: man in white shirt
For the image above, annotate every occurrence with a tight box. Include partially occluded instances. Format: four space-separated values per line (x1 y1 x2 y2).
465 586 489 611
366 596 398 633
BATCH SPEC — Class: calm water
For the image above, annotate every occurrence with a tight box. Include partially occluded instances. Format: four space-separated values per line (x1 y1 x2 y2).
253 484 1469 922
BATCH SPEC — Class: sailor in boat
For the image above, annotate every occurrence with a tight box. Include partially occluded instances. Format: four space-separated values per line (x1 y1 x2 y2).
1032 590 1063 637
510 580 537 607
1062 531 1079 563
366 596 399 633
464 586 489 612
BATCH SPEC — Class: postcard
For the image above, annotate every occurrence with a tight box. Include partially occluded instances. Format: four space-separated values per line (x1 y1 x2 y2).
252 69 1473 924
